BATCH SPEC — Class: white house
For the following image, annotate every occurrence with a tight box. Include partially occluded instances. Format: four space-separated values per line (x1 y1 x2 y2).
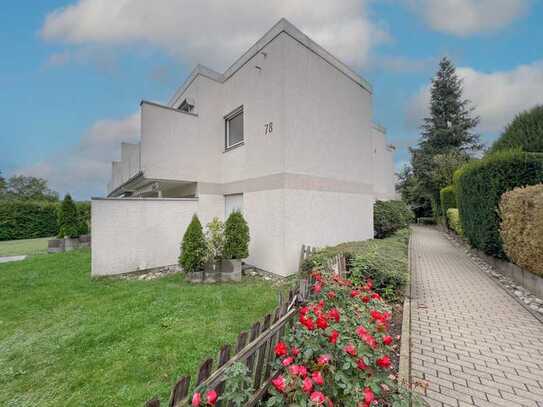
91 18 396 277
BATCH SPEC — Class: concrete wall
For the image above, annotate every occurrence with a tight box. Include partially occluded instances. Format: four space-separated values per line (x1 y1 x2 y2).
371 125 396 200
91 198 198 276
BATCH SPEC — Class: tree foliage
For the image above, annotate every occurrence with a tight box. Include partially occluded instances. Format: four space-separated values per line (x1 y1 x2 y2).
224 211 250 260
58 194 80 238
395 165 432 219
179 214 207 272
409 57 480 216
489 105 543 154
0 175 58 202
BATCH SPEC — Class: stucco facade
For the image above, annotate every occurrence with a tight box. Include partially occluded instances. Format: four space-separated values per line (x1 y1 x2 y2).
92 18 396 277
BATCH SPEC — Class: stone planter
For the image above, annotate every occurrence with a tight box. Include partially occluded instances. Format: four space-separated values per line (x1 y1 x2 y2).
186 259 242 283
47 238 65 253
221 259 242 282
48 235 91 253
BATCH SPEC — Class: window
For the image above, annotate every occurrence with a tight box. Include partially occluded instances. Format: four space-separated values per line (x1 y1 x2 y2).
225 194 243 217
178 97 195 113
225 107 244 149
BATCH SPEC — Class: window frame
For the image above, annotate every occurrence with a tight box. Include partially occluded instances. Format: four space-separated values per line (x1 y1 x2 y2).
224 106 244 150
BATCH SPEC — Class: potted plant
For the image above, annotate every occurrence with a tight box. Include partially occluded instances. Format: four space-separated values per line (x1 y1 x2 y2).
222 210 249 280
179 214 208 278
204 217 225 274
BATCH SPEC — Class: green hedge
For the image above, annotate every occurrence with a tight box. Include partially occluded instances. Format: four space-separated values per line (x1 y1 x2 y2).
454 149 543 257
373 200 413 239
0 200 59 241
440 185 456 218
446 208 463 236
489 105 543 154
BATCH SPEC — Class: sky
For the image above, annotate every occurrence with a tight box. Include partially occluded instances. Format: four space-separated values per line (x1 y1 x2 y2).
1 0 542 200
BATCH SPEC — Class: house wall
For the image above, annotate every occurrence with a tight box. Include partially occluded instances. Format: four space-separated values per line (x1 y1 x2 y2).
91 197 198 276
371 126 396 200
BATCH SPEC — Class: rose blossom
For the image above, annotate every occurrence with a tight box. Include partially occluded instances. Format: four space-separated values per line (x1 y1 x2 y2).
327 308 340 323
316 315 328 329
272 375 286 392
310 391 326 405
356 358 368 370
191 392 201 406
317 354 331 365
312 371 324 385
274 341 288 357
291 346 301 356
328 330 339 344
363 387 375 403
327 291 336 299
312 283 322 294
383 335 393 345
376 355 391 369
302 377 313 394
206 390 218 406
343 343 357 356
282 356 294 366
289 364 308 377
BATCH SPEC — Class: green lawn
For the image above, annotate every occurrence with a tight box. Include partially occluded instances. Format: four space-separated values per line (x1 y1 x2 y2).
0 250 280 406
0 237 52 257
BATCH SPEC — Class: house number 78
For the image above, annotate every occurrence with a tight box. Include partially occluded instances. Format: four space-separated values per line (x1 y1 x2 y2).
264 122 273 135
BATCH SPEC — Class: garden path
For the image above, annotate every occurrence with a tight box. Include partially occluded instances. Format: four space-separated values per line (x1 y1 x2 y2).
410 225 543 407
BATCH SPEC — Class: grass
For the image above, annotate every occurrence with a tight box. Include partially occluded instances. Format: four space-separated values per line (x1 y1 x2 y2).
0 237 52 257
0 249 280 406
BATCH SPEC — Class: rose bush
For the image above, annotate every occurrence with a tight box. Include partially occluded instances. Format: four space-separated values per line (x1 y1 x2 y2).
265 271 411 406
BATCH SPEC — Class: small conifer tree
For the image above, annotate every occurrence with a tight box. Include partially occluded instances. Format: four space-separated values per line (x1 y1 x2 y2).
179 214 207 272
224 211 250 259
58 194 80 238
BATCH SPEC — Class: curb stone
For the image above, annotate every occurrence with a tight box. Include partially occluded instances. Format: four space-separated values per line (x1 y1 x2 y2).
398 228 412 402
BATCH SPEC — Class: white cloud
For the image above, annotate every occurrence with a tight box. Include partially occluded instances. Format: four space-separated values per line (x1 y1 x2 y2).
407 0 529 36
406 60 543 135
17 113 140 199
41 0 389 70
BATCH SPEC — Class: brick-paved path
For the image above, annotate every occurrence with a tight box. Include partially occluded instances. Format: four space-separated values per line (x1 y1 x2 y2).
410 226 543 407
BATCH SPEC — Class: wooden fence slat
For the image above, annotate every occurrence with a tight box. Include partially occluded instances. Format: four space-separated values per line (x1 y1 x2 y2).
246 322 261 376
168 376 190 407
236 331 249 353
253 314 272 389
146 399 160 407
214 344 231 407
196 358 213 386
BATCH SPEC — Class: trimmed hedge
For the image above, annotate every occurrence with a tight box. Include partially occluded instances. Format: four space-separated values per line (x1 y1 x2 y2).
58 194 79 238
373 200 413 239
454 149 543 257
179 214 207 272
440 185 456 218
224 211 250 259
489 105 543 154
499 184 543 277
0 200 59 241
446 208 463 236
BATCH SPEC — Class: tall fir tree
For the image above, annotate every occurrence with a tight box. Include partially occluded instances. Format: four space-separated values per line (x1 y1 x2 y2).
410 57 481 215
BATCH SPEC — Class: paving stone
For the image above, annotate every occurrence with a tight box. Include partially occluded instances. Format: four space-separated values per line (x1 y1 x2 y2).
410 226 543 407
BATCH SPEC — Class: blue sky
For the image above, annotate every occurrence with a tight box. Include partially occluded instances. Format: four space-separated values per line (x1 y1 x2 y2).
1 0 542 199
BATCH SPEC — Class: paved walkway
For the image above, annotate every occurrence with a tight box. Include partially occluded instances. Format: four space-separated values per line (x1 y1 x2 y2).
410 226 543 407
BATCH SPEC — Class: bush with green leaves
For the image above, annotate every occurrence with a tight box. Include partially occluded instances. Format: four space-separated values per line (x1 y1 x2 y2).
76 202 90 235
440 185 456 217
224 211 250 259
205 217 225 262
489 105 543 154
373 200 413 239
0 200 59 241
454 149 543 257
446 209 463 236
179 214 208 272
58 194 80 238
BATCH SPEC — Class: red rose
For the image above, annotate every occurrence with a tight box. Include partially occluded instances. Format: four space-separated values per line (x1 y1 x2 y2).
310 391 326 405
316 315 328 329
327 308 340 323
350 290 359 298
289 364 308 377
364 387 375 403
361 295 370 303
317 354 331 366
272 375 286 392
312 371 324 385
356 325 368 337
300 306 309 316
300 315 315 330
191 392 201 406
362 333 377 350
274 341 288 357
383 335 393 346
312 283 322 294
367 279 373 289
370 310 383 321
302 377 313 394
356 358 368 370
206 390 218 406
343 343 357 356
282 356 294 366
328 330 339 344
371 292 381 301
291 346 301 356
376 355 391 369
327 291 336 299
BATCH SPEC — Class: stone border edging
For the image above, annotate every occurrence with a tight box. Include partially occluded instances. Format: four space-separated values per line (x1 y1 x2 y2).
398 228 412 395
441 228 543 324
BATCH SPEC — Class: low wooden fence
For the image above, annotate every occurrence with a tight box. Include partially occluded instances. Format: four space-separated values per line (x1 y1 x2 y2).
145 245 346 406
145 280 311 406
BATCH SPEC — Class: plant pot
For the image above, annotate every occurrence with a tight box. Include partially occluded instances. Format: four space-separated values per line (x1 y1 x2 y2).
221 259 242 282
204 260 222 273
